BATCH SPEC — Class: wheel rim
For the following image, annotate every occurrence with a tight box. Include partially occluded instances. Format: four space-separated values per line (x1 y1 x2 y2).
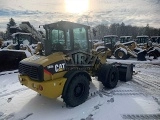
111 72 116 82
74 83 85 97
118 51 124 58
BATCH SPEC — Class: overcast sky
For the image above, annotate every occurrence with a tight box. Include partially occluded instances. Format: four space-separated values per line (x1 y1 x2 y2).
0 0 160 31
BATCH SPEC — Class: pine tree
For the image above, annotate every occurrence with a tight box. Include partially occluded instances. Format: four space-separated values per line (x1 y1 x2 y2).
6 18 16 39
144 24 150 36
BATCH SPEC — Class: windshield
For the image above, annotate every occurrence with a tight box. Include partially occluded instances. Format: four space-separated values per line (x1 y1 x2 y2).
51 29 71 51
50 27 88 52
13 34 32 45
137 37 149 44
120 37 131 43
103 36 118 44
73 28 88 50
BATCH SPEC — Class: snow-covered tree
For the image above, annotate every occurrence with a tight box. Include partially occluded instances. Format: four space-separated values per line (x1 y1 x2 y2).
6 18 17 39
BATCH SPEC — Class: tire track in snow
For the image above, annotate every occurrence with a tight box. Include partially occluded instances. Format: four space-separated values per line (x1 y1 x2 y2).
0 70 18 76
133 75 160 92
122 114 160 119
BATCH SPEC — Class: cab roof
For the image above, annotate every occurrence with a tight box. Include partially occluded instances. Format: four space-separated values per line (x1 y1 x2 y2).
136 35 149 38
104 35 118 38
43 21 90 30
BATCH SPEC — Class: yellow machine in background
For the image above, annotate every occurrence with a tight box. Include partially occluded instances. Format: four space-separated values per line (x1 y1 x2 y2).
92 35 137 59
0 22 44 72
135 35 160 59
0 32 40 72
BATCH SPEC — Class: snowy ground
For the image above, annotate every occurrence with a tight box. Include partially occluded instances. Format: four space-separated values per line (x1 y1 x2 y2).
0 58 160 120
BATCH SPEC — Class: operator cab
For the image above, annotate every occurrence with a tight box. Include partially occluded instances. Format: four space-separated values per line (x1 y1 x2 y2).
136 35 151 48
136 35 149 44
103 35 119 51
150 36 160 44
43 21 90 56
120 36 132 43
12 32 38 50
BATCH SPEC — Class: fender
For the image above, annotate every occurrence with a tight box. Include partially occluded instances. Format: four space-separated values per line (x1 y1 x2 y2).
96 45 105 51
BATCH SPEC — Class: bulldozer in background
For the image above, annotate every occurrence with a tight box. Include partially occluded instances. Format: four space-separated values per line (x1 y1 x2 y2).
0 22 44 72
18 21 133 107
92 35 137 59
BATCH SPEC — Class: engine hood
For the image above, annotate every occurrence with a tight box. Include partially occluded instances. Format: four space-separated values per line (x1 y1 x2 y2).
21 52 65 67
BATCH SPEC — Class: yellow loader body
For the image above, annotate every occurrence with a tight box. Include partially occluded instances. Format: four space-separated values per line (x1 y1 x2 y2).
19 75 67 98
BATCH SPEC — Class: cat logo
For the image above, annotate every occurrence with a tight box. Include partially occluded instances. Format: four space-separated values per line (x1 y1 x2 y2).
45 61 66 74
55 63 65 72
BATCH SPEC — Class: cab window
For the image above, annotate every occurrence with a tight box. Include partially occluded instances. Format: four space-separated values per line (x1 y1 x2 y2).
73 27 88 50
51 29 71 51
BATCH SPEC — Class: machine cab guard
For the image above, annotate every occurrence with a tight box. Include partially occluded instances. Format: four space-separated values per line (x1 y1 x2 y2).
43 21 90 56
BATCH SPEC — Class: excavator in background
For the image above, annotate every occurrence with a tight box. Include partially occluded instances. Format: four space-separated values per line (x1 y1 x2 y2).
18 21 133 107
0 22 43 72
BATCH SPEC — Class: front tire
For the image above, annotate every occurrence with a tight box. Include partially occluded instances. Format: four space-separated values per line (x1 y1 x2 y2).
115 49 128 59
63 75 89 107
98 64 119 88
102 66 119 88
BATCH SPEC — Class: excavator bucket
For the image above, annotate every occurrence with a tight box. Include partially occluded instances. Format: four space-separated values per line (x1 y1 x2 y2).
0 50 27 72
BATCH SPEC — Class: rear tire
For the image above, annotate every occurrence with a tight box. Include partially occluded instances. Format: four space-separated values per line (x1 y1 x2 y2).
63 75 89 107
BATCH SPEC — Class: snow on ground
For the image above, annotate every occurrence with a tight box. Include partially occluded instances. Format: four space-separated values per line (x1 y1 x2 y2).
0 58 160 120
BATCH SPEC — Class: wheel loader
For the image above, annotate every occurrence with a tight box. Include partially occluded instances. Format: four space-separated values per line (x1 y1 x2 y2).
18 21 133 107
119 36 132 43
0 32 39 72
93 35 137 59
135 35 151 49
150 36 160 47
135 35 160 60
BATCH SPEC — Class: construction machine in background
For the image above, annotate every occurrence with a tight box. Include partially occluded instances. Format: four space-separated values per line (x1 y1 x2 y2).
0 22 43 72
119 36 132 43
18 21 133 107
92 35 118 58
135 35 151 49
150 36 160 46
92 35 137 59
135 35 160 60
115 36 137 59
